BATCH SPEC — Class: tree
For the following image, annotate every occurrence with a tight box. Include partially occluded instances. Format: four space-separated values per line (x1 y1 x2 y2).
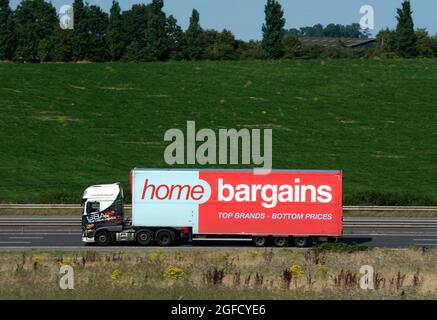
186 9 203 60
262 0 285 59
85 5 109 62
122 4 151 45
144 0 169 61
14 0 57 62
395 0 417 57
49 27 74 62
216 29 237 59
37 38 52 62
108 1 124 61
0 0 15 60
415 29 437 58
282 35 302 59
202 29 237 60
71 1 108 62
121 4 152 61
72 0 89 60
285 23 368 39
166 15 187 60
301 24 323 37
375 28 397 57
236 40 266 60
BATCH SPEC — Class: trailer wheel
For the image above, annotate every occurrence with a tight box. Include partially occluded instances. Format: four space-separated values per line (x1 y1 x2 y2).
273 237 287 247
136 229 153 246
252 236 268 247
155 229 174 247
95 230 111 246
294 237 309 248
328 237 339 243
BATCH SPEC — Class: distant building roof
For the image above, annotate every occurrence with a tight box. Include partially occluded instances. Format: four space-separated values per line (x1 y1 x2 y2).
299 37 376 48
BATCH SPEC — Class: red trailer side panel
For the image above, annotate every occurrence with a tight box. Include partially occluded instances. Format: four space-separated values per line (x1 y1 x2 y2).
133 169 342 236
198 171 342 236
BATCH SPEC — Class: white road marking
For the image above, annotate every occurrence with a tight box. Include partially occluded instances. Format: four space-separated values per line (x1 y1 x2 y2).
413 239 437 241
8 236 44 240
415 244 437 246
193 238 252 241
0 241 31 244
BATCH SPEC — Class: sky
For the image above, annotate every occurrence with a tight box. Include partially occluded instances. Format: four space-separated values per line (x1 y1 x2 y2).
9 0 437 40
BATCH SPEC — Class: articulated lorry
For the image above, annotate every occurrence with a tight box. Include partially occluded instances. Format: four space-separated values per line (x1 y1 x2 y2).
81 169 342 247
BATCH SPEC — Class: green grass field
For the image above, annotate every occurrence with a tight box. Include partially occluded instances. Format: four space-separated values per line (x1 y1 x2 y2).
0 60 435 204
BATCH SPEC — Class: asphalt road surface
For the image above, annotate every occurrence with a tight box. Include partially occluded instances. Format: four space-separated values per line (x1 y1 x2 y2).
0 216 436 250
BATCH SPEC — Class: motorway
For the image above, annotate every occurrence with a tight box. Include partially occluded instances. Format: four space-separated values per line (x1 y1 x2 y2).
0 216 437 249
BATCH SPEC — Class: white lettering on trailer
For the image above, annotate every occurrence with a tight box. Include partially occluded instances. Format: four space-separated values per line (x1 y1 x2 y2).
218 178 333 208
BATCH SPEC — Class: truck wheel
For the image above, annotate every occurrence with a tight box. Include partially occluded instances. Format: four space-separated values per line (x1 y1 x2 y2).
95 230 111 246
294 237 309 248
136 229 153 246
328 237 338 243
273 237 287 247
252 236 268 247
155 229 174 247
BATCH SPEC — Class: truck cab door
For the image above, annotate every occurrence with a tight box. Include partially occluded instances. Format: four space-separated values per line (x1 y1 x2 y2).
83 199 124 226
82 201 100 238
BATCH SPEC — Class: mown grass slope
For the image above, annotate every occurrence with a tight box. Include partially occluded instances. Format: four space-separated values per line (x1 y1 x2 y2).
0 60 435 203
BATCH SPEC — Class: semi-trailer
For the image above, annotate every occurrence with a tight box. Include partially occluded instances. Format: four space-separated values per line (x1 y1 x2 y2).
81 169 342 247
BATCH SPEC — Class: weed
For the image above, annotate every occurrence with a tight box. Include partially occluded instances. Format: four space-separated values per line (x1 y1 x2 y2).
203 268 225 286
313 243 370 253
282 269 292 289
163 267 185 280
111 268 121 281
332 269 358 289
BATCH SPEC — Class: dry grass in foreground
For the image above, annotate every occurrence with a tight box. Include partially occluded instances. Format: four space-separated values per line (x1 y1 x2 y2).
0 246 436 299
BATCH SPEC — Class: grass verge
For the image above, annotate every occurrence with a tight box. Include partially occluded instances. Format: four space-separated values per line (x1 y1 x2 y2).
0 248 436 299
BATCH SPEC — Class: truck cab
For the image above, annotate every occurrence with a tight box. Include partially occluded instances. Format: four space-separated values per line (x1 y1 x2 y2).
81 183 126 245
81 181 189 246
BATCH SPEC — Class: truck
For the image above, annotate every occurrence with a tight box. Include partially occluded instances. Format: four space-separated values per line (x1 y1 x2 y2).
81 169 343 247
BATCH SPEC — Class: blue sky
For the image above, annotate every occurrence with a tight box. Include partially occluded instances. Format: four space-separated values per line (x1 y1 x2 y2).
10 0 437 40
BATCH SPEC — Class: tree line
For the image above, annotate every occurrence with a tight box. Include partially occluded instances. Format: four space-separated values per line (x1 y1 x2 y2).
285 23 370 39
267 0 437 59
0 0 436 63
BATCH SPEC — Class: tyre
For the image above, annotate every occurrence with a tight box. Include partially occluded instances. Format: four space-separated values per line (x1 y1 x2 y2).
328 237 338 243
155 229 174 246
273 236 287 247
95 230 112 246
252 236 268 247
294 237 309 248
136 229 153 246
